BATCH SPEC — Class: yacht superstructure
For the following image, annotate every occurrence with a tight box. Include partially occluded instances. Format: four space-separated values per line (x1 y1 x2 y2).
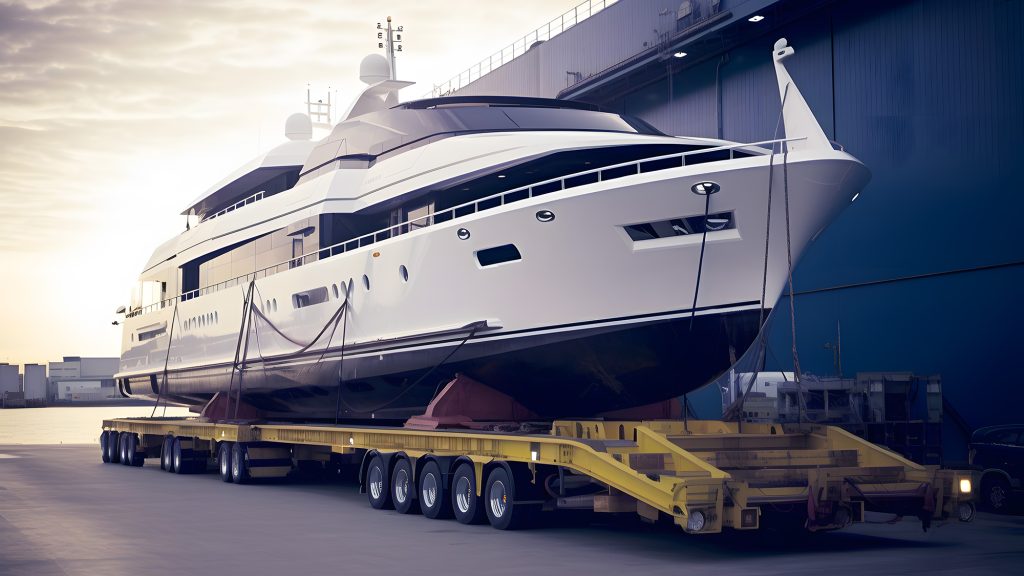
115 41 869 420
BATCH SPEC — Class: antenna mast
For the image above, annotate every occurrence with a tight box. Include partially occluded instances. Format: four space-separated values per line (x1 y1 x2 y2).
377 16 404 80
305 84 333 129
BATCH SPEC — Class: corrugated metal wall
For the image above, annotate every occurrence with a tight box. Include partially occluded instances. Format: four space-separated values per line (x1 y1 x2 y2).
453 0 1024 457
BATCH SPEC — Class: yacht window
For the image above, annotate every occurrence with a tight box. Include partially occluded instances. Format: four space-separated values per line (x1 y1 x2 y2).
406 201 434 231
623 211 735 241
293 287 329 309
290 238 304 269
476 244 522 267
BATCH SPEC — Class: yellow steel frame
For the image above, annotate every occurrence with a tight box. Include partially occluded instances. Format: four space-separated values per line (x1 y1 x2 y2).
102 417 976 534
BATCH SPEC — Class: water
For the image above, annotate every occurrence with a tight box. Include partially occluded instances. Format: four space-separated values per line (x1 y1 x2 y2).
0 406 191 445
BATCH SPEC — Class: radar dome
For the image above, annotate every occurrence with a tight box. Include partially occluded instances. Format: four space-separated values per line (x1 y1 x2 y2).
360 53 390 85
285 113 312 141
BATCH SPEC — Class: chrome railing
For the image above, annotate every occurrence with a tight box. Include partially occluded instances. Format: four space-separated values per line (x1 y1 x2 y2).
427 0 619 98
201 190 266 222
131 137 802 318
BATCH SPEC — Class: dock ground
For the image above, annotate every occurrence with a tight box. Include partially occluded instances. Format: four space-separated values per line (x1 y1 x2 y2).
1 445 1021 576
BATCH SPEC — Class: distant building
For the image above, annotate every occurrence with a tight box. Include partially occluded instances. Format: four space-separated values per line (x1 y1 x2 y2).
49 356 120 402
0 363 18 396
23 364 47 401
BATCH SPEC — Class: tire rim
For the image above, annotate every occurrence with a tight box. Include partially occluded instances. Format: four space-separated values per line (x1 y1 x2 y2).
455 475 472 514
220 448 229 476
489 479 507 519
422 472 438 508
232 449 240 478
173 446 181 470
394 468 410 504
369 465 384 500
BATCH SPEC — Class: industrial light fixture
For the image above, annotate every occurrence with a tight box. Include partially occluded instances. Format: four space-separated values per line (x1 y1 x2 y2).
851 192 860 202
673 51 687 58
497 174 506 179
748 15 765 22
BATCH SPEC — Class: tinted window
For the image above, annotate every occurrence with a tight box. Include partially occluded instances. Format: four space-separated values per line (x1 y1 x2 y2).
299 97 663 180
989 430 1021 445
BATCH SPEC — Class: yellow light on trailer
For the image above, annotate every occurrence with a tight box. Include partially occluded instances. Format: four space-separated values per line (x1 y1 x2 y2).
959 478 972 494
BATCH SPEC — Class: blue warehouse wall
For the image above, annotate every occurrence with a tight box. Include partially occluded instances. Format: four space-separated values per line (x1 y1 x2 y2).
625 0 1024 456
453 0 1024 458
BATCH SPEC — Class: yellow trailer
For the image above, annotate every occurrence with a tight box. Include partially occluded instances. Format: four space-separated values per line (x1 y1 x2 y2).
99 417 977 533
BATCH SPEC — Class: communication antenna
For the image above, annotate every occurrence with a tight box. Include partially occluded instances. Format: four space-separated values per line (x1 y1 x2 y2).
306 84 333 129
377 16 404 80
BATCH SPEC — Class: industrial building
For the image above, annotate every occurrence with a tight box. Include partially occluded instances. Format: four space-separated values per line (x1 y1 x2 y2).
0 362 18 396
440 0 1023 462
49 357 120 402
22 363 47 402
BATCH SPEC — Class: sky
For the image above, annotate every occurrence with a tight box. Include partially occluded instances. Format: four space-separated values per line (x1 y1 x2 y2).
0 0 584 365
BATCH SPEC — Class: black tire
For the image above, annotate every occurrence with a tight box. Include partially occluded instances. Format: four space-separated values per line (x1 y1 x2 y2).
161 436 174 472
451 462 485 525
172 437 191 474
108 431 121 463
419 460 451 520
231 442 250 484
219 443 233 483
126 434 144 467
100 431 111 463
118 432 130 465
366 454 393 510
982 475 1012 513
392 458 419 514
484 465 535 530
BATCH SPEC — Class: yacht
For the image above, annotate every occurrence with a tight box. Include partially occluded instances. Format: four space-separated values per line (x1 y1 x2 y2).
115 40 870 420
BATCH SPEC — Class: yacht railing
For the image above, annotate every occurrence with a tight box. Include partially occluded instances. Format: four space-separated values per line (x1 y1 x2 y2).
129 136 804 318
428 0 619 98
201 190 266 222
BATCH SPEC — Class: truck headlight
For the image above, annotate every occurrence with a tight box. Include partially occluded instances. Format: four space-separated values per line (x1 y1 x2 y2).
959 478 972 494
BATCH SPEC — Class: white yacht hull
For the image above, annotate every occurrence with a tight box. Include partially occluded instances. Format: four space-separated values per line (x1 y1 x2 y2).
117 149 869 419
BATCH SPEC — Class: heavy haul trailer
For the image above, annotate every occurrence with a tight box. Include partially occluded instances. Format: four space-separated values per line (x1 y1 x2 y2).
99 417 978 534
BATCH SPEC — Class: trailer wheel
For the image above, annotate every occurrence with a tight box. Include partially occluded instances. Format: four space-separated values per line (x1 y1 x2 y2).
100 431 111 463
452 463 485 525
161 436 174 472
218 443 234 483
118 432 130 465
172 437 191 474
392 458 419 514
107 431 121 463
126 434 144 467
485 466 533 530
419 460 451 519
366 454 393 510
231 442 250 484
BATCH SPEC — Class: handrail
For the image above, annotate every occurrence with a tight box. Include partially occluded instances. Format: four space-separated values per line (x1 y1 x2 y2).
129 136 803 318
201 190 266 222
427 0 619 98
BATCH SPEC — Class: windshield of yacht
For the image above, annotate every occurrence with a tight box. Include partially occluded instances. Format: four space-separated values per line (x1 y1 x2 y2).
299 96 662 182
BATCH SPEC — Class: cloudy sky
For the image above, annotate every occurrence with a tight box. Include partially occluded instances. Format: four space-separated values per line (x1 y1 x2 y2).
0 0 583 365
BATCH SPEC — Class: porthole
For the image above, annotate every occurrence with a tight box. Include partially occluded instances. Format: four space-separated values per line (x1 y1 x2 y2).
399 265 409 282
457 228 470 240
536 210 555 222
214 311 218 324
332 284 339 299
266 300 271 312
362 274 370 291
272 298 277 312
